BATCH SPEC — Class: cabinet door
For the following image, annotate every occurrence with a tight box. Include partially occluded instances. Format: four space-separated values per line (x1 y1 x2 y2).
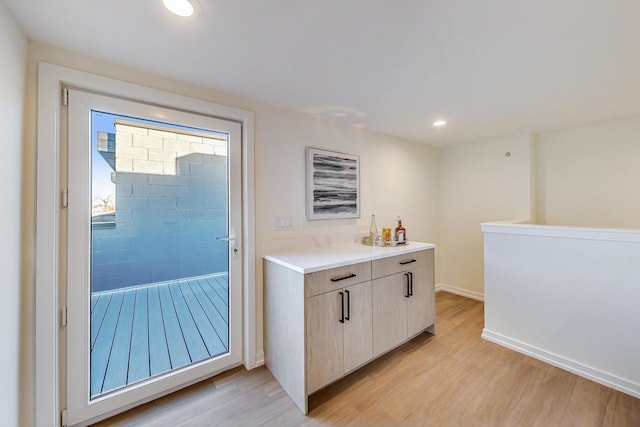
407 265 435 337
372 274 408 357
343 281 373 373
306 290 344 394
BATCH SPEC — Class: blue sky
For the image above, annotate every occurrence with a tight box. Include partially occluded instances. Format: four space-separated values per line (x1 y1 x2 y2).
91 111 117 204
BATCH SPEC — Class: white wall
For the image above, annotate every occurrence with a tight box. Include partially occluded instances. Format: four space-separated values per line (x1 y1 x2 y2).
256 104 439 245
436 133 534 298
536 117 640 228
0 2 27 426
22 42 439 423
482 223 640 398
436 116 640 299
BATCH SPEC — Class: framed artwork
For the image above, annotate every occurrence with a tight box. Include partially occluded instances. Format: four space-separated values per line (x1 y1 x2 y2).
306 147 360 220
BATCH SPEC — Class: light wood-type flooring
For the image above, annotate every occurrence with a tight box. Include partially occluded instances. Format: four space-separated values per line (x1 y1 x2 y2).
93 292 640 426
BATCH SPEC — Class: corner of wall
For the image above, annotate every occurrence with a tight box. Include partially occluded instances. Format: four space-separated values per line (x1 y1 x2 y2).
527 133 537 224
435 132 537 297
0 3 28 427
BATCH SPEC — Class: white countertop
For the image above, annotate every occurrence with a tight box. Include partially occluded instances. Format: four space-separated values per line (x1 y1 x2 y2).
264 241 436 274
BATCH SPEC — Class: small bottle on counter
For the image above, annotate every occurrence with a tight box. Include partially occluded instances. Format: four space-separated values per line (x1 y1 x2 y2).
369 214 378 243
395 215 406 243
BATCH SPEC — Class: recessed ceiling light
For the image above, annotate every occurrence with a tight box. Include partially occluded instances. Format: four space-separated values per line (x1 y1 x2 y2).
433 120 447 127
163 0 194 17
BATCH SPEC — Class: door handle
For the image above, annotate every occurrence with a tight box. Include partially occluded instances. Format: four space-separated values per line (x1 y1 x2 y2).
330 273 356 282
216 236 239 254
339 291 345 323
408 271 413 296
404 273 411 298
345 289 350 321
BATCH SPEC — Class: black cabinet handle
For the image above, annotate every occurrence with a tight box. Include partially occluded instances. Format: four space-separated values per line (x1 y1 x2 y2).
405 272 411 298
339 291 345 323
399 259 417 265
331 273 357 282
345 289 350 321
408 271 413 296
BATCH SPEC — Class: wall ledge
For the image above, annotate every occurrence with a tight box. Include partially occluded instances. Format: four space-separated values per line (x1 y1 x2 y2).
481 221 640 243
482 329 640 400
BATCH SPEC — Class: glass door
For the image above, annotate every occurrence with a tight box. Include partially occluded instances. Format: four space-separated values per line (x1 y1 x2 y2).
65 88 242 425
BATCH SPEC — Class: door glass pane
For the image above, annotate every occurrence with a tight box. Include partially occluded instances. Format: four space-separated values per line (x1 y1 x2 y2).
89 112 230 399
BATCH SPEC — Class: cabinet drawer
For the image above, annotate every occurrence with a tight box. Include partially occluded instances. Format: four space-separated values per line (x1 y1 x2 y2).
305 262 371 297
372 249 430 279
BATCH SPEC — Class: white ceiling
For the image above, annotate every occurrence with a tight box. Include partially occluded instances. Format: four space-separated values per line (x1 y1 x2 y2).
5 0 640 145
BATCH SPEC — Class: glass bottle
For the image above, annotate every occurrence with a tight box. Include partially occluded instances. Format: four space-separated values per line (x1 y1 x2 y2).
369 214 378 243
395 215 406 243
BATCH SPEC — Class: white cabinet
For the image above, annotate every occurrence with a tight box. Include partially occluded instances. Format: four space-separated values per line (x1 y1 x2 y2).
264 245 435 414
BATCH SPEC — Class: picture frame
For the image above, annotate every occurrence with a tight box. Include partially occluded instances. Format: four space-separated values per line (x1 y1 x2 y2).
306 147 360 220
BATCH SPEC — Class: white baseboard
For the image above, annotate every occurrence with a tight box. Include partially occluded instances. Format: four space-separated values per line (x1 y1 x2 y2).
482 329 640 400
245 352 265 370
436 283 484 302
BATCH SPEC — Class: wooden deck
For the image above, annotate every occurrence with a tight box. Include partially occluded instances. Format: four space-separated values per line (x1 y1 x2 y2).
90 273 229 398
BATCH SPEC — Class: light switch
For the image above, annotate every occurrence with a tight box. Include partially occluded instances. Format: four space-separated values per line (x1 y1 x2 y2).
273 217 294 230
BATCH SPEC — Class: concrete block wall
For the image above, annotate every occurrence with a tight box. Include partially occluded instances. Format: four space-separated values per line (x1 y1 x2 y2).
113 122 227 175
91 121 229 292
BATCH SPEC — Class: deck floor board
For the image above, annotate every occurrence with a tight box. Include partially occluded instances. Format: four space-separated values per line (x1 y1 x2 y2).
187 280 228 351
90 273 229 398
91 293 100 312
91 291 124 397
169 283 209 363
158 284 192 370
102 289 136 392
147 286 171 377
182 280 227 356
128 287 150 384
90 294 111 351
207 275 229 305
200 278 228 320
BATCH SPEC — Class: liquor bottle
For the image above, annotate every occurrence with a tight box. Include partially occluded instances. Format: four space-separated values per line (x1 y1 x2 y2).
369 214 378 243
395 215 406 243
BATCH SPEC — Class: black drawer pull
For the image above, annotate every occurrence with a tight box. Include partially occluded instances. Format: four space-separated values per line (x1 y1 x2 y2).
405 272 411 298
399 259 417 265
331 273 357 282
408 271 413 296
345 289 350 321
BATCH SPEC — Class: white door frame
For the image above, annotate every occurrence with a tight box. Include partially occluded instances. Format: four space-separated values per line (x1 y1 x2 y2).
35 62 256 427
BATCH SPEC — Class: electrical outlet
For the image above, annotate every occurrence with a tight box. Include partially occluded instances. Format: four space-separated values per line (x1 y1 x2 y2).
273 217 294 230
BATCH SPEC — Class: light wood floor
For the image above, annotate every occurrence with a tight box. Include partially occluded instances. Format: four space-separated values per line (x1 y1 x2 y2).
93 292 640 426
